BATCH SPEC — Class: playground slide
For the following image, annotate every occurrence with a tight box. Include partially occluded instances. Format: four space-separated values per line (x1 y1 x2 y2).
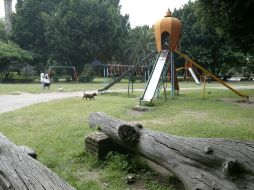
175 49 249 99
98 51 157 92
140 50 169 102
188 68 200 85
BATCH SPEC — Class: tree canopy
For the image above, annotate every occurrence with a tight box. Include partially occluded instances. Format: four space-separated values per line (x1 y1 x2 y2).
124 25 155 65
173 1 251 77
0 41 33 80
198 0 254 53
7 0 253 79
11 0 129 75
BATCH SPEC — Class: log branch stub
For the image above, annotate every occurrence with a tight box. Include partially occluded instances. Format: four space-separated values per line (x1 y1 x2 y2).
88 112 254 190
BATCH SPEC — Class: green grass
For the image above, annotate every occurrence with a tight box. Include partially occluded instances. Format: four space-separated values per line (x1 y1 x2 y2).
0 77 146 94
1 78 252 95
0 82 253 189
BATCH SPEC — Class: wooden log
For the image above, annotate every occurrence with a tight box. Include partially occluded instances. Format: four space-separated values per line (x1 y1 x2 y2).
17 145 37 159
0 133 75 190
88 112 254 190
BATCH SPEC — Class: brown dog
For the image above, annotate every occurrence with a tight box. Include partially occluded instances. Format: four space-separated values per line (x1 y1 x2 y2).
82 92 97 100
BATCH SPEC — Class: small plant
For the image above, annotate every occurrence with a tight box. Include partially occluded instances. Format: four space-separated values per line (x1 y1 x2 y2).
52 75 59 82
66 75 71 82
79 65 95 82
144 101 155 107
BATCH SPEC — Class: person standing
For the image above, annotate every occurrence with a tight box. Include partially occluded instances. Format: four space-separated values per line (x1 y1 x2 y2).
40 72 45 89
44 73 51 89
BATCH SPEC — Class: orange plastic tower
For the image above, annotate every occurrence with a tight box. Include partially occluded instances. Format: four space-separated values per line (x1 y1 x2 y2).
154 11 182 52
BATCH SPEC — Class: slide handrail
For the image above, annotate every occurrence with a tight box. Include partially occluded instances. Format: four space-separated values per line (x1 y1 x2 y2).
175 49 249 99
98 51 157 92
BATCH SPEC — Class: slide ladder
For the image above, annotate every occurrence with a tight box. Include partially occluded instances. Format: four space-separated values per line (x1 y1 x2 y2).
98 51 157 93
140 50 169 103
175 49 249 99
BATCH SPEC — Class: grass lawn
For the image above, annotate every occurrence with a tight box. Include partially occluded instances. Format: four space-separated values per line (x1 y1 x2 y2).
0 81 253 189
0 78 146 94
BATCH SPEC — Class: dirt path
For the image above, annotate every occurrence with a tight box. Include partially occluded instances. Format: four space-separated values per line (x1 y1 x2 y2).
0 85 253 114
0 91 83 114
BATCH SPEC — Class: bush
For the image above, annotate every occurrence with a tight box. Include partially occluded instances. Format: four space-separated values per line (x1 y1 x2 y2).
52 75 59 82
66 75 72 82
79 65 95 82
1 72 35 83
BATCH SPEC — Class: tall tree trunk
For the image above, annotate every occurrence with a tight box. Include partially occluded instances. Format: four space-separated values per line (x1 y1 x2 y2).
4 0 12 34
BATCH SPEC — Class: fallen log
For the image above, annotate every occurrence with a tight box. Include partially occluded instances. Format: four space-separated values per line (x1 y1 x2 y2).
88 112 254 190
0 133 75 190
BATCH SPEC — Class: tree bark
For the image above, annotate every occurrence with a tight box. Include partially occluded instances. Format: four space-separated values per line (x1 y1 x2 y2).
0 133 75 190
4 0 12 33
88 112 254 190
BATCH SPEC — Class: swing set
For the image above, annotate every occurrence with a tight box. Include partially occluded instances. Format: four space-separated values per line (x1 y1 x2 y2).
48 66 78 81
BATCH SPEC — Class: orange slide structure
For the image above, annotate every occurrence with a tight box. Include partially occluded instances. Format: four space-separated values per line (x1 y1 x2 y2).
175 49 249 100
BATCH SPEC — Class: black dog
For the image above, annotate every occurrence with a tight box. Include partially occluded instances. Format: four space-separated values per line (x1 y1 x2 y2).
82 92 97 100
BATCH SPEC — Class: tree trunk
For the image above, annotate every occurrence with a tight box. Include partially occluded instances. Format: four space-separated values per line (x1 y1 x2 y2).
0 133 75 190
4 0 12 33
88 112 254 190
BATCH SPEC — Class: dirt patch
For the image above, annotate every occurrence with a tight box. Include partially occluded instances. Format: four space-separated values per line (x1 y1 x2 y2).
127 106 153 116
127 109 145 116
219 97 254 108
180 110 209 119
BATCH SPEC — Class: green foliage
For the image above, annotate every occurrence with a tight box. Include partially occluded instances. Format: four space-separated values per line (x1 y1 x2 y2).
78 64 95 82
198 0 254 53
66 75 72 82
173 1 249 78
11 0 61 71
0 19 7 42
0 41 33 81
42 0 129 75
52 75 59 82
124 25 155 65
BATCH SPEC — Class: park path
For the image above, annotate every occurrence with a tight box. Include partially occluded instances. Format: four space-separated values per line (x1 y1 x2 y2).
0 85 253 114
0 91 83 114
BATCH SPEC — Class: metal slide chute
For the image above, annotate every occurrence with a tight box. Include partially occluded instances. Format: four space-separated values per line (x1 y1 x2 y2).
188 68 200 85
98 51 157 93
140 50 169 103
175 49 249 99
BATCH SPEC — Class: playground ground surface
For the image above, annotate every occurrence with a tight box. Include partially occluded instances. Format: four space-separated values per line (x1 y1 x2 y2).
0 81 253 190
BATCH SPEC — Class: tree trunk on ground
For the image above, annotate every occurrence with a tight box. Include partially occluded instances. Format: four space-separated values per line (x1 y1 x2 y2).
0 133 75 190
88 112 254 190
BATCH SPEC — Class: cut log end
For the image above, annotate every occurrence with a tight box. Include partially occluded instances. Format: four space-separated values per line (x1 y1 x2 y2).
118 124 140 142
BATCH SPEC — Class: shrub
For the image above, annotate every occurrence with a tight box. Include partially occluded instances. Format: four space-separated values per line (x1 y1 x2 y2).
52 75 59 82
79 65 95 82
66 75 72 82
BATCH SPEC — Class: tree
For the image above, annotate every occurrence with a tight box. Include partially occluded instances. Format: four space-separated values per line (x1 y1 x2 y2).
173 1 246 77
124 25 155 65
4 0 12 33
42 0 129 75
0 41 33 81
198 0 254 54
0 19 8 42
11 0 61 72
